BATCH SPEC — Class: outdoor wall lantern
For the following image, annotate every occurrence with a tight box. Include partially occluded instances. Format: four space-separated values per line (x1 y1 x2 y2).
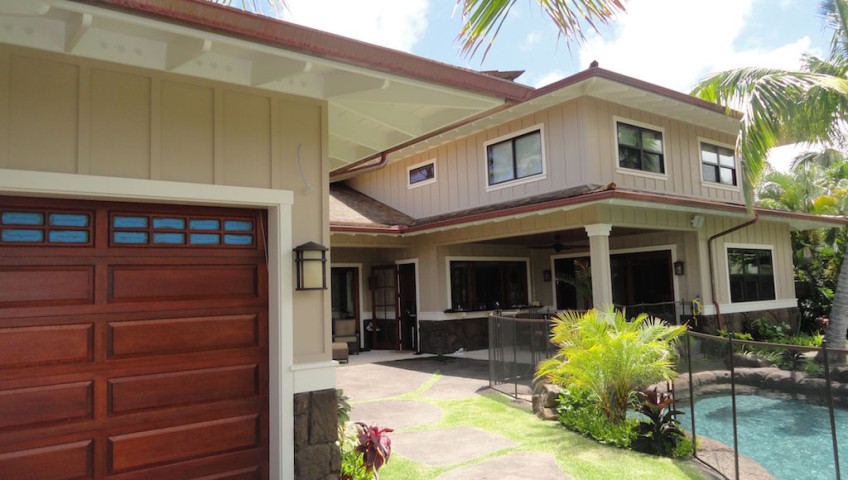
673 260 685 276
294 241 329 290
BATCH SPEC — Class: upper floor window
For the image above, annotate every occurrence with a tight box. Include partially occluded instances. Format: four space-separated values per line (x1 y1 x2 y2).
617 121 665 174
407 161 436 188
486 129 543 187
701 142 737 186
727 247 775 303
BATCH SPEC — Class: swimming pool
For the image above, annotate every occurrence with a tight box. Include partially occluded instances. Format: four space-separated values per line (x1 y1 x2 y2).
693 394 846 480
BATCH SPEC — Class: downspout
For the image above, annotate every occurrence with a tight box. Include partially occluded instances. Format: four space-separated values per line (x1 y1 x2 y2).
706 213 759 330
332 152 388 180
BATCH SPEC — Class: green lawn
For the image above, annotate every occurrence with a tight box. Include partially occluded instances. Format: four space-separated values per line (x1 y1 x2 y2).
357 372 707 480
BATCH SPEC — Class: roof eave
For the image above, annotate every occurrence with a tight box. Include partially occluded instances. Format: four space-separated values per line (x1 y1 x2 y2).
330 191 848 235
77 0 533 102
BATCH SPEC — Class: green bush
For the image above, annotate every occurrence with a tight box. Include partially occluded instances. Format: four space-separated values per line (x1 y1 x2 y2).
538 307 685 423
556 387 638 448
776 333 824 347
671 435 696 459
748 317 789 342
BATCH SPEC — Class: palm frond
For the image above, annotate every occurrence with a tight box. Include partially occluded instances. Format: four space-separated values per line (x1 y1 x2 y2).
456 0 627 60
694 68 848 208
820 0 848 64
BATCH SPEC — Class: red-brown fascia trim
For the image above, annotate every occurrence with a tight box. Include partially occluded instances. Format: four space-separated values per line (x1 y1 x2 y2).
77 0 532 102
532 66 741 118
330 190 848 235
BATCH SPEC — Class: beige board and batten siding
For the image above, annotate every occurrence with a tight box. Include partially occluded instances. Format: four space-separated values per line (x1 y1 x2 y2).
348 96 743 219
348 100 584 219
582 97 741 203
705 217 795 305
0 45 330 363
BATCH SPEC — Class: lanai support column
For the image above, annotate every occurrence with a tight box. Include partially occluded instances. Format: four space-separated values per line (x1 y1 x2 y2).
585 223 613 309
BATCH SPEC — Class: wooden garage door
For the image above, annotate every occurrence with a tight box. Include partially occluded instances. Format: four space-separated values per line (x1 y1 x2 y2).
0 197 269 480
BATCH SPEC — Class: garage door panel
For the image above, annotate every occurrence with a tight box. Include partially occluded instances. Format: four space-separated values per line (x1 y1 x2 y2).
108 414 260 473
0 381 93 430
0 440 94 480
109 265 259 302
108 314 258 358
1 197 269 480
0 266 94 307
0 323 93 367
107 450 260 480
191 466 260 480
108 364 259 415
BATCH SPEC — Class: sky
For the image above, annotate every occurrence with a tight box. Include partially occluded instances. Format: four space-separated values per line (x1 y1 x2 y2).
268 0 832 172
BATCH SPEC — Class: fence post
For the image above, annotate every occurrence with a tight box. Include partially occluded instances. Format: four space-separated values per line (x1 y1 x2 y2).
686 330 697 458
728 333 740 480
488 314 494 389
821 338 841 480
512 316 518 399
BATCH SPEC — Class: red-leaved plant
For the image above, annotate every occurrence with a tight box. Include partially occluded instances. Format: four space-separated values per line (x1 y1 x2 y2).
355 422 393 477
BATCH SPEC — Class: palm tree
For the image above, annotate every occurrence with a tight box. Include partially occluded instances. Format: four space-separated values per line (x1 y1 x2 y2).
536 306 685 423
692 0 848 352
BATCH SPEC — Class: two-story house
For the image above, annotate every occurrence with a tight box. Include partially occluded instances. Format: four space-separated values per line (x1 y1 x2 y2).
330 66 847 354
0 1 531 479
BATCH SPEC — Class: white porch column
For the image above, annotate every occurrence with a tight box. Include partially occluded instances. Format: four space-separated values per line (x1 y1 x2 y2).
585 223 613 309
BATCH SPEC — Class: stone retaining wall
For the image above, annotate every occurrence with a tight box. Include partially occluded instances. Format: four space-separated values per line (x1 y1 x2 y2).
294 389 340 480
419 317 488 354
673 366 848 407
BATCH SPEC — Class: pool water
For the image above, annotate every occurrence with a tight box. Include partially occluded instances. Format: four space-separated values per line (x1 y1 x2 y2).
693 394 847 480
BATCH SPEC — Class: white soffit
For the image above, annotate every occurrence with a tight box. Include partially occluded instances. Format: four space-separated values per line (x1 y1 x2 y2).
0 0 506 169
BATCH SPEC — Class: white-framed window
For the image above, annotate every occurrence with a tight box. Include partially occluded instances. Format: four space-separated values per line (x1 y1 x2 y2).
407 160 437 188
700 140 738 187
615 118 666 175
484 125 545 189
725 244 776 303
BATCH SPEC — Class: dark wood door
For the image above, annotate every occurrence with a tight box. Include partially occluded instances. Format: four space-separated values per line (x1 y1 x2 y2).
370 265 398 350
0 196 269 480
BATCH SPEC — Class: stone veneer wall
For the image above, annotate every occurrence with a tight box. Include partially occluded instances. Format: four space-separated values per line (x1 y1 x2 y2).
418 317 488 354
688 306 800 335
294 389 340 480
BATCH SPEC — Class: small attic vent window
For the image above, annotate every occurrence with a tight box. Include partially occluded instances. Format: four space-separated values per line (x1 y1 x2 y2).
407 161 437 188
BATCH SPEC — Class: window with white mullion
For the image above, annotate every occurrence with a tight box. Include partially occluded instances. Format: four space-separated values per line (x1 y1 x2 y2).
701 142 737 186
617 122 665 174
487 130 543 186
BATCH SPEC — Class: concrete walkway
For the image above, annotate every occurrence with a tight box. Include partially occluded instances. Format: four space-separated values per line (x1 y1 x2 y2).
337 354 570 479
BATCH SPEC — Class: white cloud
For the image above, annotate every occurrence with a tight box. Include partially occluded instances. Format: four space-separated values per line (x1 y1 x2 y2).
527 69 567 88
577 0 811 92
522 32 542 51
282 0 430 52
767 142 820 172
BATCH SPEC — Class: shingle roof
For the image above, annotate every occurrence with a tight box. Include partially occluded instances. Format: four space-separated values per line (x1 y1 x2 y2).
330 184 414 229
330 183 613 232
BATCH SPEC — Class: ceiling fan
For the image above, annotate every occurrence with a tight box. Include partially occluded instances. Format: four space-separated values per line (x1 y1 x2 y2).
526 234 579 253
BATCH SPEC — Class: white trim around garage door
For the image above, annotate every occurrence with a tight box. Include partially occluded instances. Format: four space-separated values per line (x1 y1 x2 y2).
0 168 296 480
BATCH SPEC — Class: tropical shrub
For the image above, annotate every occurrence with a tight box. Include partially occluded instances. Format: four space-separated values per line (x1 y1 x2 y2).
632 387 687 457
355 422 392 478
537 306 686 423
338 422 393 480
339 423 372 480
